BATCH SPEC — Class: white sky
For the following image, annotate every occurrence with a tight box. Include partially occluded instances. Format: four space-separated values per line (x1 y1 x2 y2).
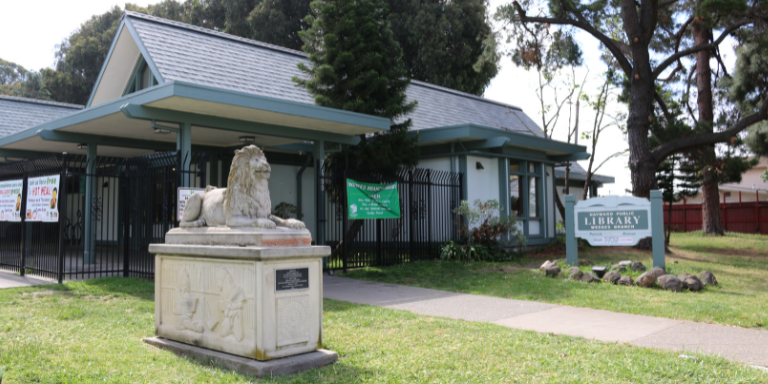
0 0 739 196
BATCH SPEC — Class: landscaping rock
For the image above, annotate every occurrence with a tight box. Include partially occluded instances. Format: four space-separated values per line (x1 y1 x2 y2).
635 272 656 288
568 267 584 280
630 262 647 271
648 267 667 278
545 265 561 278
658 275 682 292
617 276 634 286
701 271 718 286
580 273 601 283
683 275 703 292
539 260 557 270
603 271 621 284
678 273 691 281
611 264 626 272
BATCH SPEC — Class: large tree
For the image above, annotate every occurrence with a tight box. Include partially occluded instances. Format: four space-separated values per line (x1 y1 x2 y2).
0 59 51 100
497 0 768 206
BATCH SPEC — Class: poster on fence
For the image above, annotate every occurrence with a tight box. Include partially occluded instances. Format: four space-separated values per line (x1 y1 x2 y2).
177 187 205 221
0 179 24 222
346 179 400 219
26 175 60 222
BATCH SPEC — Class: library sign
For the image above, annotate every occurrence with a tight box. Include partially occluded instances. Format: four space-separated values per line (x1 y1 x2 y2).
573 196 652 246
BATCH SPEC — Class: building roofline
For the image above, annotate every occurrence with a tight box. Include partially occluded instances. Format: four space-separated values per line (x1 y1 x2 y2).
122 11 525 114
0 95 83 110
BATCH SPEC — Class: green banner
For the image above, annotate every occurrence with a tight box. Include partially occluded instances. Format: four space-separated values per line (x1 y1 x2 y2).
346 179 400 219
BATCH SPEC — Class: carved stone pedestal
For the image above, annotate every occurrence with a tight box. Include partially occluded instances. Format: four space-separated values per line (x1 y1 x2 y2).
148 230 330 362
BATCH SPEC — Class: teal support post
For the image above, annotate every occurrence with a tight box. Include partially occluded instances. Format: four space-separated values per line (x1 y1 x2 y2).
458 155 467 201
84 143 97 264
565 195 577 266
296 155 311 221
314 140 326 268
178 122 192 187
650 190 666 270
498 158 509 216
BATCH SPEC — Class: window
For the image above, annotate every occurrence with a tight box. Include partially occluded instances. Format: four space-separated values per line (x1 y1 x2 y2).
124 58 155 95
510 175 523 217
529 176 539 217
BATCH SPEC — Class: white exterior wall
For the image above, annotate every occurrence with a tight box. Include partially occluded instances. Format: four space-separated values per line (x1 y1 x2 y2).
417 157 452 173
466 156 499 205
554 185 588 223
267 164 316 239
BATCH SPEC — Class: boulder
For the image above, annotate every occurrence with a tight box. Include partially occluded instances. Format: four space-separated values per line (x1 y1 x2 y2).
545 265 561 278
648 267 667 278
580 273 601 283
568 267 584 280
683 275 703 292
677 273 692 282
701 271 718 286
635 272 656 288
539 260 557 270
657 275 682 292
611 264 627 272
617 275 634 286
603 271 621 284
630 261 647 272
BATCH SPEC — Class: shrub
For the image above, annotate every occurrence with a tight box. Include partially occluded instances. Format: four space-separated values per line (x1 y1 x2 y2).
440 199 525 262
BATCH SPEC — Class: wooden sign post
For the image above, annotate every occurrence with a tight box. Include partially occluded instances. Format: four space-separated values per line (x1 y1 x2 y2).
565 190 665 269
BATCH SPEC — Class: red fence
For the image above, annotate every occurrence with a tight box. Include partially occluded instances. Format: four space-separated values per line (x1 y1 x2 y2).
665 192 768 234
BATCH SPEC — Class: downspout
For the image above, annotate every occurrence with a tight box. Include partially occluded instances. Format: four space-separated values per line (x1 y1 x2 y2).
296 154 312 220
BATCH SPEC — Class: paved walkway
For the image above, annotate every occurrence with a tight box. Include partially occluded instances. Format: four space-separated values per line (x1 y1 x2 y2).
323 276 768 368
0 271 52 289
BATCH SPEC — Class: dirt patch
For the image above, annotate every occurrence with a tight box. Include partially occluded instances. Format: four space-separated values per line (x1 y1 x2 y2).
401 278 418 283
703 247 768 259
527 242 591 260
22 290 73 297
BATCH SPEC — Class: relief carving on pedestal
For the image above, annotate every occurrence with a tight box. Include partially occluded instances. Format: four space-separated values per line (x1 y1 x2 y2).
277 295 310 346
174 268 204 333
215 267 246 342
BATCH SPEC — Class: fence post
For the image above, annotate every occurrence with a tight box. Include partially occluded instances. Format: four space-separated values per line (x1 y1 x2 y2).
565 195 577 266
19 163 28 276
342 168 348 274
757 190 760 234
123 171 131 277
427 169 432 257
57 153 68 284
409 170 414 261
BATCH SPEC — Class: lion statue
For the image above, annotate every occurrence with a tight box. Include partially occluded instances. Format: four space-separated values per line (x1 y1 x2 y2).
179 145 305 229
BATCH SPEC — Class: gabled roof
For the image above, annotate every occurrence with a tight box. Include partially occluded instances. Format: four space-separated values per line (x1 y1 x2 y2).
122 11 543 135
0 95 82 139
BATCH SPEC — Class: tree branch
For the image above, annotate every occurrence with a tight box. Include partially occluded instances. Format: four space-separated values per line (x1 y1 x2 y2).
652 96 768 162
653 21 748 79
654 91 674 123
512 1 634 75
593 150 627 174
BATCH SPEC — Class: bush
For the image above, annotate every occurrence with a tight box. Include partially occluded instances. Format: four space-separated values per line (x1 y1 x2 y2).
440 199 525 262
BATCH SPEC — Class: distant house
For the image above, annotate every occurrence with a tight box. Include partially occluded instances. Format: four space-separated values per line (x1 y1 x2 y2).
680 158 768 204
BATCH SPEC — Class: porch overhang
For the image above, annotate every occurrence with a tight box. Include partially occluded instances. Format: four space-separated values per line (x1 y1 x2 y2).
412 124 590 163
0 81 389 158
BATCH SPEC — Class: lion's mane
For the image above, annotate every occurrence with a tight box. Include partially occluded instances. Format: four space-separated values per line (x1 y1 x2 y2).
223 145 271 221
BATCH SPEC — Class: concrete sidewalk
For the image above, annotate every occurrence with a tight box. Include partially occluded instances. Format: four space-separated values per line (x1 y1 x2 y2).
324 276 768 368
0 271 52 289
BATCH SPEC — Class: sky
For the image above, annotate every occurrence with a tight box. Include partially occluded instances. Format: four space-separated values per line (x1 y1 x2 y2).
0 0 739 197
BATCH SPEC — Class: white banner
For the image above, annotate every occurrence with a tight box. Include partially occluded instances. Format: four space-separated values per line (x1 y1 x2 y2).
177 187 205 221
26 175 61 222
0 179 24 222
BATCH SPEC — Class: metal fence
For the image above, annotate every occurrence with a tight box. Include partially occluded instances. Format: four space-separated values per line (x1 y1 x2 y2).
0 151 206 282
317 161 463 273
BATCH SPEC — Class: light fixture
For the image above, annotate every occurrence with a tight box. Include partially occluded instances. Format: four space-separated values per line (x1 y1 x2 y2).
239 136 256 143
476 161 484 170
154 128 171 134
77 143 88 150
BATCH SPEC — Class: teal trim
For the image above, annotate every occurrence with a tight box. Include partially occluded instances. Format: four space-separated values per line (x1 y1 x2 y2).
179 122 192 187
84 143 97 264
314 140 325 254
549 153 591 162
209 152 219 187
123 56 147 96
463 137 510 150
498 158 509 217
412 124 588 155
554 169 615 184
458 155 467 202
565 195 577 266
269 143 316 153
650 190 666 269
37 130 176 151
86 21 127 108
263 150 313 166
123 17 166 84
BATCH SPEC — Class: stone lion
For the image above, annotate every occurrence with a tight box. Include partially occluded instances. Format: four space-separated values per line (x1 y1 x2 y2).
180 145 305 229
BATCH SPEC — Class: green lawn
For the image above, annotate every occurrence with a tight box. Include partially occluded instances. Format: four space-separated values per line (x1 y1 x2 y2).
1 277 766 383
345 231 768 329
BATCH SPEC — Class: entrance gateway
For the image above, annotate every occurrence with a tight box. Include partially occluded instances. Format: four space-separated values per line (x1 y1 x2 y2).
564 191 665 269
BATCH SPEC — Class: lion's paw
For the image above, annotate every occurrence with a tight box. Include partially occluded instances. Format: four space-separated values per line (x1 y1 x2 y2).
284 219 306 229
254 218 277 229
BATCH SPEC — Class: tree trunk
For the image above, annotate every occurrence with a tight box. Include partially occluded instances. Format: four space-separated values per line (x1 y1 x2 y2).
554 189 565 223
693 17 724 235
330 219 365 263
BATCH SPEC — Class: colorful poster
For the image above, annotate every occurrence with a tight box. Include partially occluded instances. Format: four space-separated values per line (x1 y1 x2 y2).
0 179 24 222
346 179 400 219
177 187 205 221
26 175 60 222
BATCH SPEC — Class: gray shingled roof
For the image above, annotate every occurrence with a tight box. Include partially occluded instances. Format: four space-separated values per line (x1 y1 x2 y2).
126 12 544 136
0 95 82 139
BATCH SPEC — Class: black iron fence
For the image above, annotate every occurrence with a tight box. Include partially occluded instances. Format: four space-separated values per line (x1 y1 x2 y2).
0 151 206 282
317 161 463 273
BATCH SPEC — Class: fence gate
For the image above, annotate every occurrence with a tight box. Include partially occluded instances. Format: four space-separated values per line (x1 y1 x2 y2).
318 161 462 273
0 151 206 282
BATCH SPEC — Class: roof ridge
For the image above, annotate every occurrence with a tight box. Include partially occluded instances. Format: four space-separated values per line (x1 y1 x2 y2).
0 95 83 109
123 11 307 58
123 11 525 113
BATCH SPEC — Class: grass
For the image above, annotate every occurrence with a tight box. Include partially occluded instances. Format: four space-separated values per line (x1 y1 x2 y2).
345 231 768 329
1 277 766 383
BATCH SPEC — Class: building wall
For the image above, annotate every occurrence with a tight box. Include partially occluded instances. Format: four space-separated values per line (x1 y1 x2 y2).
466 155 499 205
554 185 588 223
